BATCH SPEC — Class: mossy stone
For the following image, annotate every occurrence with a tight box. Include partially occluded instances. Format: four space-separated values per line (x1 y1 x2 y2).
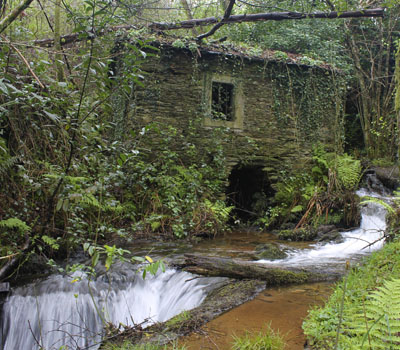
255 243 287 260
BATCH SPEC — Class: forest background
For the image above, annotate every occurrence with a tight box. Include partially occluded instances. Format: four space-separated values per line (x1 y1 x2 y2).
0 0 399 284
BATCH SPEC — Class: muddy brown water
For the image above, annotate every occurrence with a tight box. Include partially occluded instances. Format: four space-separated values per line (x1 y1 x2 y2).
177 282 333 350
130 230 334 349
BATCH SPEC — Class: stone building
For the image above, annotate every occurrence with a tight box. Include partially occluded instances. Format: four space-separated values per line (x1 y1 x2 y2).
114 37 345 215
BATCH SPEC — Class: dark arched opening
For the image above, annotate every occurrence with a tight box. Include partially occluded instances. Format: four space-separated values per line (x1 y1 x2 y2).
226 165 275 222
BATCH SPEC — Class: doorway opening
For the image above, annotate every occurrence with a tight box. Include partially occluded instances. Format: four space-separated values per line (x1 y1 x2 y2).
226 165 274 222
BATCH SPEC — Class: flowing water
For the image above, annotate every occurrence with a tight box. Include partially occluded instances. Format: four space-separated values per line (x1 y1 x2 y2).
257 189 388 272
0 189 390 350
0 268 221 350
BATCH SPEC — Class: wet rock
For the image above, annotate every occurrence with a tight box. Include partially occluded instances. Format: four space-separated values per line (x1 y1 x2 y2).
317 229 343 243
372 166 399 191
277 227 317 241
255 243 287 260
316 224 337 235
314 225 343 243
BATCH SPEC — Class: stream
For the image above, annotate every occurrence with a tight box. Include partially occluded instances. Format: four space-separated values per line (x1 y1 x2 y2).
0 189 389 350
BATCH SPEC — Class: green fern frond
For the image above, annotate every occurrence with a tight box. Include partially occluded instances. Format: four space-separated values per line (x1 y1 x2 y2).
0 218 30 233
334 154 362 191
360 197 395 215
342 278 400 349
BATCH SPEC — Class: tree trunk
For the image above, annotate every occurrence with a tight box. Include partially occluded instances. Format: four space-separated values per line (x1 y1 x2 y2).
395 47 400 168
180 0 198 36
54 0 65 81
178 254 340 285
0 235 30 282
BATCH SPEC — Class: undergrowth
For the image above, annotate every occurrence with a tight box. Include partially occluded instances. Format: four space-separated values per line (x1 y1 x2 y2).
258 145 362 230
231 325 286 350
303 240 400 349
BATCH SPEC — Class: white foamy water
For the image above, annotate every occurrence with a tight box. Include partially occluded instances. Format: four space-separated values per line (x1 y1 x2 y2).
258 189 388 269
0 267 219 350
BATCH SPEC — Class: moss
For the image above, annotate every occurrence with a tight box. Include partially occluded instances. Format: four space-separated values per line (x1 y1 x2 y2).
277 227 317 241
268 268 309 285
255 243 287 260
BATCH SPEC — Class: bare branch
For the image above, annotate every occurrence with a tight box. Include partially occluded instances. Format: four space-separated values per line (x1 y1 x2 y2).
33 8 384 47
197 0 236 40
150 8 384 31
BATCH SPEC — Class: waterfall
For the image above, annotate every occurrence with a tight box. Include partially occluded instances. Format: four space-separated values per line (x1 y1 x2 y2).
0 267 219 350
258 189 389 271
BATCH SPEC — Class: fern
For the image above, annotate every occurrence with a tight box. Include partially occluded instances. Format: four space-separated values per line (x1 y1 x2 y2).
0 218 30 234
335 154 362 191
341 278 400 349
361 197 395 215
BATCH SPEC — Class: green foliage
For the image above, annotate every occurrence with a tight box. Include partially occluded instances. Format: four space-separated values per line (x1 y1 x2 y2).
258 146 361 230
0 218 30 259
371 158 395 168
231 325 286 350
81 242 165 279
334 154 362 191
0 218 30 234
165 310 191 328
342 278 400 349
304 241 400 349
121 120 231 238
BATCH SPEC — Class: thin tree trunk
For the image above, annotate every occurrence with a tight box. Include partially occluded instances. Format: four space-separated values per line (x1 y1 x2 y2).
54 0 65 81
395 47 400 164
150 8 383 31
180 0 198 36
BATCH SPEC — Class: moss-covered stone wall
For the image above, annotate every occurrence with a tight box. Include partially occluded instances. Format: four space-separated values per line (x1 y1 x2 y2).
120 42 345 181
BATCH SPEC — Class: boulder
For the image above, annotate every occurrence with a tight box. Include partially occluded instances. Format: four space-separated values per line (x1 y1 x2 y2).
277 227 317 241
255 243 287 260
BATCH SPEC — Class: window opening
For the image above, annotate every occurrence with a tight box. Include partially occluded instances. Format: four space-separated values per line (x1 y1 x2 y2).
212 82 234 121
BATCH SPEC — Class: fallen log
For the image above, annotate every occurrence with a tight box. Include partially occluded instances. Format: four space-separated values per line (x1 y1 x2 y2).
33 8 384 47
178 254 340 285
150 8 384 31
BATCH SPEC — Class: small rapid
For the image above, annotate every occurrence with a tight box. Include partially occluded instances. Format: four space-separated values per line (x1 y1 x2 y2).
258 189 389 271
0 267 220 350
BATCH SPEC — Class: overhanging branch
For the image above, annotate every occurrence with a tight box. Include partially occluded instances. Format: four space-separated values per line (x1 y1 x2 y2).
196 0 236 41
33 8 384 48
150 8 384 31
